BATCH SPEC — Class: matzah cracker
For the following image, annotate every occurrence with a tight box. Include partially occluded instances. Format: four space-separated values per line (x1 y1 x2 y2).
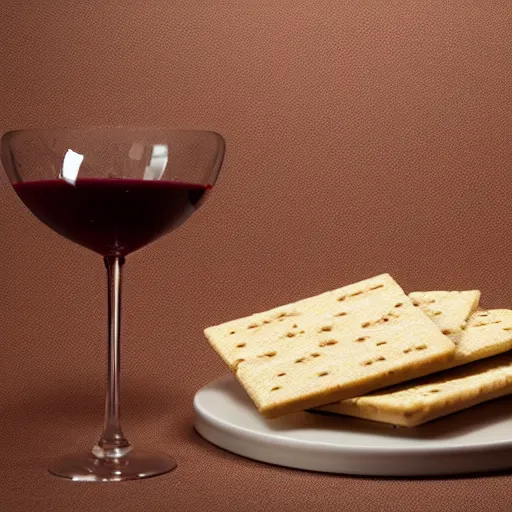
409 290 480 335
205 274 455 418
449 309 512 365
317 351 512 427
317 309 512 426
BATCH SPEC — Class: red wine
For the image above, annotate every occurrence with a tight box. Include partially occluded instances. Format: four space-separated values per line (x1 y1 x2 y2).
13 178 211 256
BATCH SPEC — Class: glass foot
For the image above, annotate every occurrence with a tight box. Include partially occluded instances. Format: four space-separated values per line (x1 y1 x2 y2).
48 449 177 481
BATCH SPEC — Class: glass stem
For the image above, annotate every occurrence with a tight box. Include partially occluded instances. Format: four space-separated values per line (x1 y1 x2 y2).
92 255 132 460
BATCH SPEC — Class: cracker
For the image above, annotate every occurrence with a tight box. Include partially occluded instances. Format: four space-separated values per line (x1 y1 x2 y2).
318 350 512 427
449 309 512 365
317 309 512 426
409 290 480 335
205 274 455 418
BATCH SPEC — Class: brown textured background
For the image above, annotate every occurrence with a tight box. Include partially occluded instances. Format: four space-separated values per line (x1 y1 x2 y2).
1 1 512 511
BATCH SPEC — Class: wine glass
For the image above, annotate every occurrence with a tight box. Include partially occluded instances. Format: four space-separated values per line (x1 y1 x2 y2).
1 127 225 481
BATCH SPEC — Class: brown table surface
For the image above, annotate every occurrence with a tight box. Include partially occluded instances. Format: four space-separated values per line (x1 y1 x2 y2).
1 1 511 510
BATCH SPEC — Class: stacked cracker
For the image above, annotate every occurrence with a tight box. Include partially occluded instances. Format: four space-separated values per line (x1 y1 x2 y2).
204 274 512 427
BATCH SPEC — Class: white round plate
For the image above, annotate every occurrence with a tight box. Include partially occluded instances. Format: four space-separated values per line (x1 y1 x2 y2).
194 374 512 476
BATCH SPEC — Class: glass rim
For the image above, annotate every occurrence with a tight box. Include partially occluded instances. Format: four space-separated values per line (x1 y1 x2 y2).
2 125 225 143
